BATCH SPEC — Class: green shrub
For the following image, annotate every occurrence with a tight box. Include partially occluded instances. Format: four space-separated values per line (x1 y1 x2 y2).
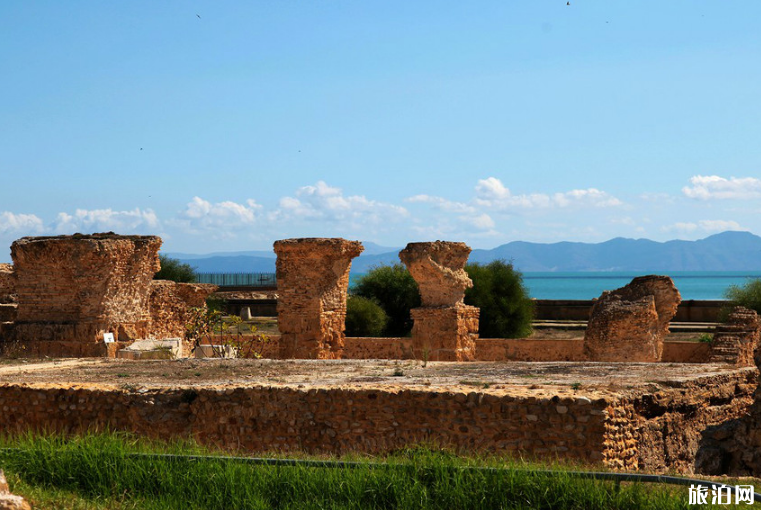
353 264 420 336
724 278 761 318
154 255 197 283
345 296 389 337
464 260 534 338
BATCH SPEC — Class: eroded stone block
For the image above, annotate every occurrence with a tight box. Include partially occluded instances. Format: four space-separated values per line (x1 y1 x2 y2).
399 241 473 306
583 275 680 362
274 238 363 359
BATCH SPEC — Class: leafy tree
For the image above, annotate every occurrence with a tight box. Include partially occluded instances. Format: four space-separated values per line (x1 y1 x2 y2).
464 260 534 338
352 264 420 336
723 278 761 317
154 255 197 283
345 296 389 337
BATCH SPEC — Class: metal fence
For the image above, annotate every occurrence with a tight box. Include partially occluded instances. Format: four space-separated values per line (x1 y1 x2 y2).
195 272 277 287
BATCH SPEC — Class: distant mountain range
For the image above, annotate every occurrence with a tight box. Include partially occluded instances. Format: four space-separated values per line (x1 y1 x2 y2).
165 231 761 274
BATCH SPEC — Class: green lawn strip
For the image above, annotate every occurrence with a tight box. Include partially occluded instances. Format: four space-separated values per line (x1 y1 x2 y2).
0 432 746 510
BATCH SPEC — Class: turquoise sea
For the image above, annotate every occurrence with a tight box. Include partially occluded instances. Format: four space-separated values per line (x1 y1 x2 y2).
349 271 761 300
521 272 761 300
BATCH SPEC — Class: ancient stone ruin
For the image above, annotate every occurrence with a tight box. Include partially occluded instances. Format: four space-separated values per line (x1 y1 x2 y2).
708 307 760 366
149 280 218 351
8 233 162 356
0 264 14 304
583 275 681 362
274 238 364 359
0 264 16 334
696 310 761 476
399 241 479 361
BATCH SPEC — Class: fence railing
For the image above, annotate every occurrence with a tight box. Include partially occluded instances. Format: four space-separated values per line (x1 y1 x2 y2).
195 272 276 287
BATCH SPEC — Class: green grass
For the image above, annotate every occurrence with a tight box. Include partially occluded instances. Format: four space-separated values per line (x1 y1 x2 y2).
0 432 750 510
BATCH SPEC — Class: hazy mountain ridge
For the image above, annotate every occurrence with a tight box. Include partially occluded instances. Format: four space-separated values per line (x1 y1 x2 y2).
167 231 761 273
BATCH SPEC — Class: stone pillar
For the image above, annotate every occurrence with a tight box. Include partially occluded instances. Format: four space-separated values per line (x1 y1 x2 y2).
274 238 363 359
9 233 162 357
583 275 681 362
709 307 761 366
399 241 479 362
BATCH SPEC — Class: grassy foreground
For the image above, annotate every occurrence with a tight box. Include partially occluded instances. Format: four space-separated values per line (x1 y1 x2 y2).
0 433 747 510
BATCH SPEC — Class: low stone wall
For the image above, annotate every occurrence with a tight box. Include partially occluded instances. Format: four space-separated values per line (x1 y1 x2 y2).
0 382 622 465
0 367 752 472
534 299 725 323
341 338 710 363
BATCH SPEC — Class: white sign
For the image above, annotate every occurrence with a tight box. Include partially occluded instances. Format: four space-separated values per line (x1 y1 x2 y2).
103 332 115 343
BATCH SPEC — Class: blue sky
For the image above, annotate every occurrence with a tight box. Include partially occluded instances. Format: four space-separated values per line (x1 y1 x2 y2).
2 1 761 260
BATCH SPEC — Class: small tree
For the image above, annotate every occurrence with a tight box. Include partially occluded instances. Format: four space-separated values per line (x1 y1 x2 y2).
353 264 421 336
345 296 388 337
723 278 761 317
464 260 534 338
155 255 197 283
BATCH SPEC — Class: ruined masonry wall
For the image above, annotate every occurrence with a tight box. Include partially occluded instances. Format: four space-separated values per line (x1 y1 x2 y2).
274 238 363 359
10 234 161 349
149 281 218 344
0 264 14 304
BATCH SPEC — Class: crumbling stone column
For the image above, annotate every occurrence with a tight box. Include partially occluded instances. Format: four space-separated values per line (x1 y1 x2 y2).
274 238 363 359
399 241 479 362
709 307 760 366
583 275 681 362
9 233 161 356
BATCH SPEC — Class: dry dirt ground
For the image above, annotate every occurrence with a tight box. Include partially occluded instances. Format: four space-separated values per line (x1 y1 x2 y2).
0 357 748 401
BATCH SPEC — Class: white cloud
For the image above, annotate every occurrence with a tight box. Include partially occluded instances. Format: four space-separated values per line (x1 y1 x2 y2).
463 213 496 230
405 194 475 213
475 177 511 201
697 219 742 232
53 208 159 234
473 177 622 209
0 212 44 234
682 175 761 200
176 197 261 232
273 181 408 223
553 188 622 208
661 219 743 234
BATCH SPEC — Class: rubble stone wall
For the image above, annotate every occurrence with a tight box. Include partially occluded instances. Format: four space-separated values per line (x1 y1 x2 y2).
274 238 363 359
9 234 161 352
0 369 751 473
149 280 218 347
0 382 611 464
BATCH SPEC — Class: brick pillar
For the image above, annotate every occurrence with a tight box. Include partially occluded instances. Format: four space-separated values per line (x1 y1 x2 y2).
274 238 363 359
9 233 162 357
399 241 479 362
